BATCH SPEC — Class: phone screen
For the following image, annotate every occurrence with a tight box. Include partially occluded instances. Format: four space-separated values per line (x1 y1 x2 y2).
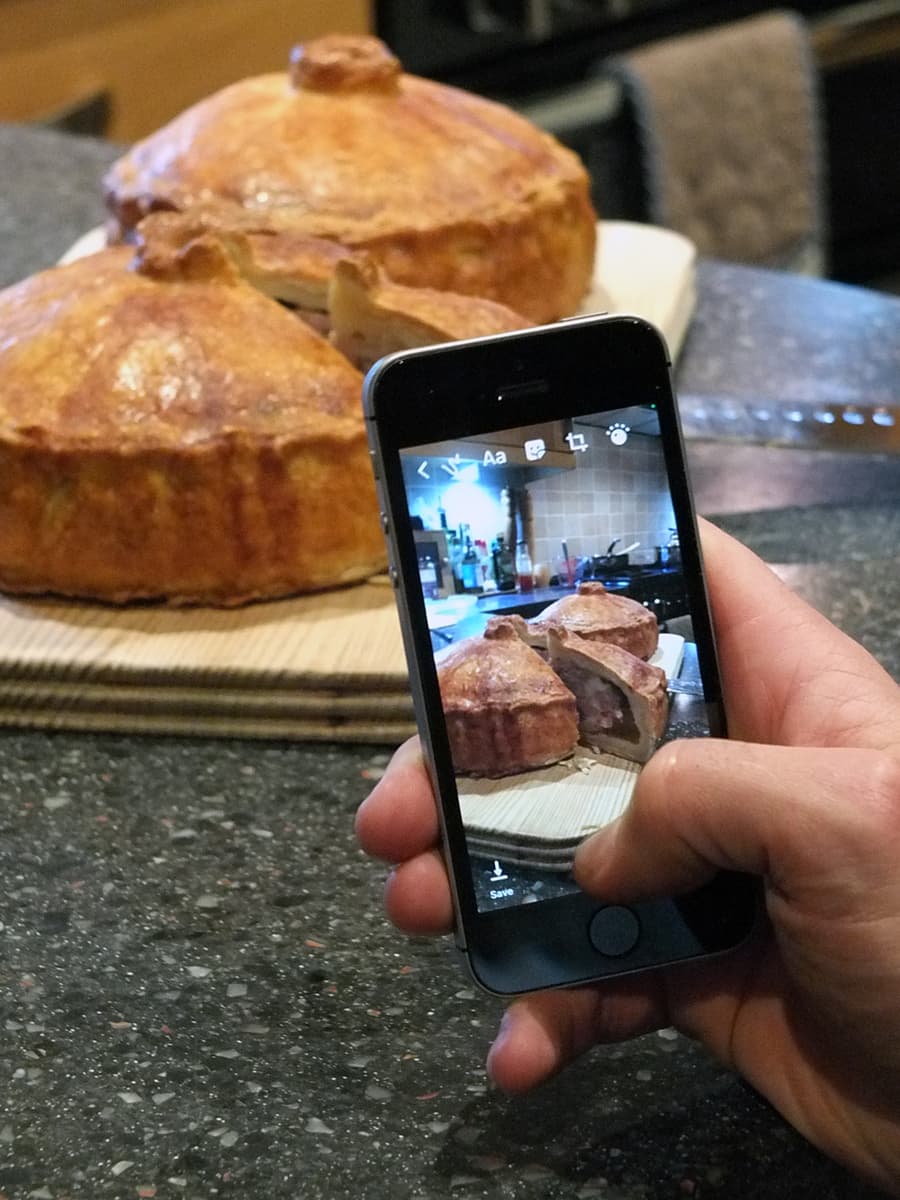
396 402 716 916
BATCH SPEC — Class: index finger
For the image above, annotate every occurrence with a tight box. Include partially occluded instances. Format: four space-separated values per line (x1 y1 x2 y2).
354 736 441 863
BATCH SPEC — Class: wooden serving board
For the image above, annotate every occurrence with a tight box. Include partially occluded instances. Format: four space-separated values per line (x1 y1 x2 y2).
0 224 696 742
0 580 414 742
461 751 642 869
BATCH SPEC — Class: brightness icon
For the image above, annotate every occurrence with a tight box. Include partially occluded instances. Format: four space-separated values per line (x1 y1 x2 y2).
606 422 630 447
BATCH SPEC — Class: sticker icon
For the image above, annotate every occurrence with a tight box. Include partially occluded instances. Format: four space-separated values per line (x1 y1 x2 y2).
523 438 546 462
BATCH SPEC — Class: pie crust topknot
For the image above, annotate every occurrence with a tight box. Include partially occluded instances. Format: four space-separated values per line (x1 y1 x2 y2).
0 215 386 606
103 34 598 323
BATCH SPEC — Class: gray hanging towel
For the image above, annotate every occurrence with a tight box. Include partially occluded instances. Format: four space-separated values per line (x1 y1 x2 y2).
610 10 826 273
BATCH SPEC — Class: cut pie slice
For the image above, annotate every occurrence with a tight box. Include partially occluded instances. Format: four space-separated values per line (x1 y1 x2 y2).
328 255 531 371
133 208 353 324
547 627 668 763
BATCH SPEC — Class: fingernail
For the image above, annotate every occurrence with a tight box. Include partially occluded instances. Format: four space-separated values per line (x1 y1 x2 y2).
486 1009 514 1082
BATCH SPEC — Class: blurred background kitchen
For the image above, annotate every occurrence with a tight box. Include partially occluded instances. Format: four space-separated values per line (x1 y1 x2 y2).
2 0 898 293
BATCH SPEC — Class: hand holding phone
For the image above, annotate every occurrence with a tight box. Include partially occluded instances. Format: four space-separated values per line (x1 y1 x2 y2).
363 315 757 994
357 514 900 1195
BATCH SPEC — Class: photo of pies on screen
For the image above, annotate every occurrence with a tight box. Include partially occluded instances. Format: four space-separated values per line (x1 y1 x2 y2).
436 618 579 777
400 402 709 910
436 594 668 776
528 582 659 660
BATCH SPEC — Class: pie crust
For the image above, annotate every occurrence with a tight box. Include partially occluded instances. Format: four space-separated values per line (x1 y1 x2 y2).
437 618 579 776
103 35 598 323
328 255 531 370
0 222 386 605
529 582 659 660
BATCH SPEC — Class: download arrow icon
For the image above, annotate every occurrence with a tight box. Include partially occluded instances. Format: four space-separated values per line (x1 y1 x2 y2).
441 454 462 480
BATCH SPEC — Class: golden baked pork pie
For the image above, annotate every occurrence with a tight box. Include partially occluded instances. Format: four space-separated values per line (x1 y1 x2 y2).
437 618 579 777
529 582 659 660
0 218 386 605
103 34 597 323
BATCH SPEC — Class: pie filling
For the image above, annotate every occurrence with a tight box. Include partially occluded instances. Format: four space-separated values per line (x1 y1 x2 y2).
553 660 639 745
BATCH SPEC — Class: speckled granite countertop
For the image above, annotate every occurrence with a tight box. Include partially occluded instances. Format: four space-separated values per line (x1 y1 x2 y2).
1 123 899 1200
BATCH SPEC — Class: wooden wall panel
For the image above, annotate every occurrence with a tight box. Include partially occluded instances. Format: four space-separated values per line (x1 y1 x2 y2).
0 0 371 140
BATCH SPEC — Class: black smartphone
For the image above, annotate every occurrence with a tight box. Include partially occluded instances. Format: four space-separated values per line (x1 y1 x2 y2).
363 314 757 995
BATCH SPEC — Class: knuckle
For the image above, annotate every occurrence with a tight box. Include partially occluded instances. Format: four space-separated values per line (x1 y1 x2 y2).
861 751 900 824
829 752 900 867
635 738 699 828
644 738 703 796
643 739 681 787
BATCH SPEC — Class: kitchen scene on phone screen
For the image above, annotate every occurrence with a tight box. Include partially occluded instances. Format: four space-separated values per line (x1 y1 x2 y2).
401 403 714 913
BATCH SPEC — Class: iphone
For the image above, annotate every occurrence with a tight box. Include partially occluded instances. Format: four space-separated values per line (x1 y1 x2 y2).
363 314 757 995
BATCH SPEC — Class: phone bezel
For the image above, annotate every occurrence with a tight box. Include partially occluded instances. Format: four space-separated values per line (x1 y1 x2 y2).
363 314 758 995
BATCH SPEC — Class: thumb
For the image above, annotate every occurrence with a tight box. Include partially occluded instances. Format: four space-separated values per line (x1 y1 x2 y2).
574 738 900 906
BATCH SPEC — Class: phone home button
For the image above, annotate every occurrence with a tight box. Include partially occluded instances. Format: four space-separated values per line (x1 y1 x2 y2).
588 906 641 958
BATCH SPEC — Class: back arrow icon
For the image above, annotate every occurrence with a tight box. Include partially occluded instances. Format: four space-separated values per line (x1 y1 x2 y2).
417 461 430 479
